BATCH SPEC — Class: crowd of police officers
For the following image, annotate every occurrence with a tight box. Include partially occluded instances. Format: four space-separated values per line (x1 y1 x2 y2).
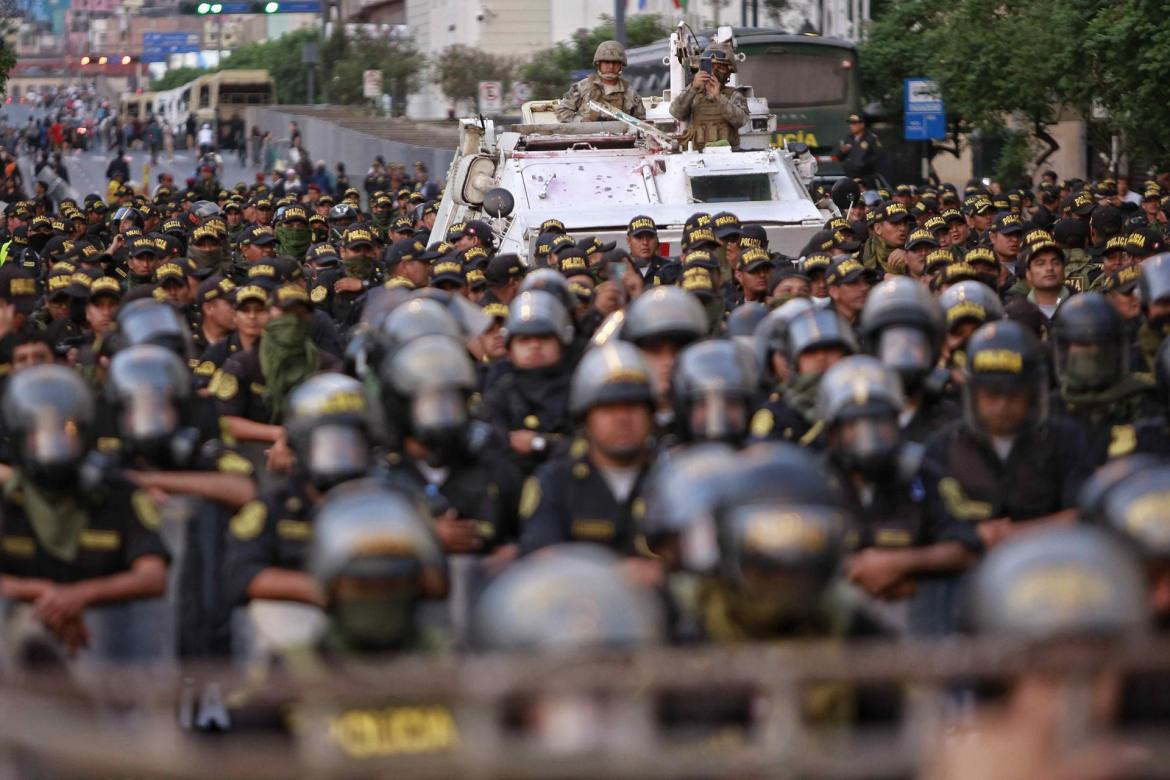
0 40 1166 763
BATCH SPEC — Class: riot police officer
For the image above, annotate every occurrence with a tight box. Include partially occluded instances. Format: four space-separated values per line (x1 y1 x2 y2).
818 357 977 631
620 286 709 420
670 339 759 446
1050 292 1159 466
555 41 645 123
859 276 956 443
1137 252 1170 371
749 306 857 445
309 479 449 654
477 290 575 475
519 341 657 555
920 321 1090 555
375 333 522 557
0 365 169 656
669 42 750 150
937 280 1004 377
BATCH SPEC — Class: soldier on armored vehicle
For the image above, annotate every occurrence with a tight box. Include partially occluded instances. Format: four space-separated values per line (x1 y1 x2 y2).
555 41 646 123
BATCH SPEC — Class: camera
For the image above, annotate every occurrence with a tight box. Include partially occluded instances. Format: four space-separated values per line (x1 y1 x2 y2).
699 56 713 73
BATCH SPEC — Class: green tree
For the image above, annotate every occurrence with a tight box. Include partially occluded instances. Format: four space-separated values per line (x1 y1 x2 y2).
0 22 18 97
520 13 670 100
434 44 516 110
326 32 424 114
859 0 1099 175
1085 2 1170 167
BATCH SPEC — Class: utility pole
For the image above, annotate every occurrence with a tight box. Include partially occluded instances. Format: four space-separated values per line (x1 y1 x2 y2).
614 0 626 46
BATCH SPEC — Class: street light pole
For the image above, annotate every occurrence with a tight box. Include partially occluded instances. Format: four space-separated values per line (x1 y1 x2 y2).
614 0 626 46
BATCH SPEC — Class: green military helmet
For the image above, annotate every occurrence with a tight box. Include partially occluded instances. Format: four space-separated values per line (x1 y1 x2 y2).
309 478 448 651
570 341 655 417
965 525 1148 640
622 285 709 347
472 544 663 652
701 42 738 73
284 372 373 491
1051 292 1127 393
593 39 628 67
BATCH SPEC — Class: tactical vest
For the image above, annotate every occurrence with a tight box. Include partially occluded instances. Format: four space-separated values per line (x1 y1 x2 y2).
688 90 739 149
591 78 627 112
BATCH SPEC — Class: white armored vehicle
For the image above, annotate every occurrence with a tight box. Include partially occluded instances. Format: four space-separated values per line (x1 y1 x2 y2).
431 24 835 262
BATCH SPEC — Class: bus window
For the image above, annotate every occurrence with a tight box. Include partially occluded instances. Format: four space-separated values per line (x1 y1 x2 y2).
219 83 274 106
738 54 849 108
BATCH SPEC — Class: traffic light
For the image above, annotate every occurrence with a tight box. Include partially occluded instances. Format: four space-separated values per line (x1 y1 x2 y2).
259 1 280 11
80 55 90 65
121 55 133 65
179 0 223 13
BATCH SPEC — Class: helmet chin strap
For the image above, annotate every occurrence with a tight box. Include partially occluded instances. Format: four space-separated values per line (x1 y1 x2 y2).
598 67 620 82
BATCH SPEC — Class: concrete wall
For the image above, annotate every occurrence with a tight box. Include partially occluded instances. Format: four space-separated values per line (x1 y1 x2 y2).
932 118 1087 189
247 106 457 187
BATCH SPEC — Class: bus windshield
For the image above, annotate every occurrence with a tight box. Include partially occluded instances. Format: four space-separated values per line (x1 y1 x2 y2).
737 53 849 108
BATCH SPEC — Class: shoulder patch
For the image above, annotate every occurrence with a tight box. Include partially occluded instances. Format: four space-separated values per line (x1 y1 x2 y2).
310 285 328 303
750 408 774 438
132 489 162 531
195 360 216 377
518 477 541 520
1108 424 1137 459
211 370 239 401
217 450 254 475
938 477 994 522
230 500 267 540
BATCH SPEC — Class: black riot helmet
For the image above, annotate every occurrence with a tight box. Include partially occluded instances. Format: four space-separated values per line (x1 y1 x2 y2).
518 268 577 319
327 203 359 231
727 302 769 340
189 200 222 221
112 206 143 230
284 373 373 492
752 297 814 385
670 340 759 445
621 286 708 347
965 525 1147 640
961 320 1048 436
640 443 737 572
472 544 663 652
378 333 478 463
369 296 462 370
569 341 656 418
817 355 905 478
1051 292 1127 393
1078 454 1166 526
3 364 95 489
1098 464 1170 565
1139 253 1170 320
785 307 859 369
707 443 849 636
504 289 574 346
859 276 944 391
106 344 199 468
310 478 448 652
112 299 196 360
938 280 1004 335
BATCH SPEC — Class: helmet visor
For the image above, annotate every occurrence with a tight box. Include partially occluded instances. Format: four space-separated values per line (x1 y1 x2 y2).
26 408 85 466
307 424 370 483
411 388 468 431
876 326 932 377
1057 341 1123 392
121 388 178 441
688 390 748 442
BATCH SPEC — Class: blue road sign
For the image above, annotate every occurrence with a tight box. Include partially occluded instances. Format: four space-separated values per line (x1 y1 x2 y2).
903 78 946 141
275 1 323 11
142 31 203 63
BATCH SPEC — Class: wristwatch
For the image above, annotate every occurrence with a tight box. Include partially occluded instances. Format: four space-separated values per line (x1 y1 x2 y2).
531 435 547 453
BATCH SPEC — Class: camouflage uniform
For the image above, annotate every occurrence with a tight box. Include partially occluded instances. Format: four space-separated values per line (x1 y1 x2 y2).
555 74 645 123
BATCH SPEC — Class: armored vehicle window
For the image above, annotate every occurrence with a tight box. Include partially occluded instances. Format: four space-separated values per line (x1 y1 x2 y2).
690 174 773 203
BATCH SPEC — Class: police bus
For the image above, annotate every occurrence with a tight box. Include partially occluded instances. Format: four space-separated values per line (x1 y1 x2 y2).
625 28 861 173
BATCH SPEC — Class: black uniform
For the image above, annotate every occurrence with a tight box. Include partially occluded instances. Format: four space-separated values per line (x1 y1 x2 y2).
222 481 315 609
477 362 573 474
518 448 652 556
